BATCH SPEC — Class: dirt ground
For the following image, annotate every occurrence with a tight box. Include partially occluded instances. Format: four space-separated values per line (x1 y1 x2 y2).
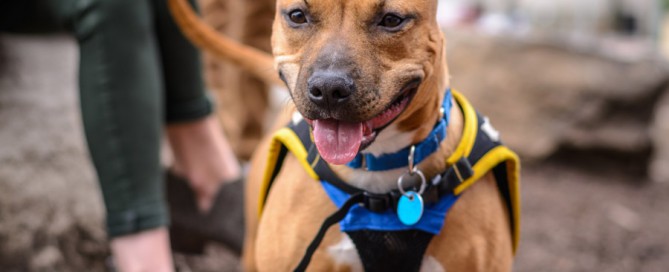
1 35 668 272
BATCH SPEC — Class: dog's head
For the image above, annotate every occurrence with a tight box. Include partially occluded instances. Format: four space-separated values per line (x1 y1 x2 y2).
273 0 448 165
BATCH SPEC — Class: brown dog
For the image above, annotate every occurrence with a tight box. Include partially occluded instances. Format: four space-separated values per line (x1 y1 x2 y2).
169 0 520 271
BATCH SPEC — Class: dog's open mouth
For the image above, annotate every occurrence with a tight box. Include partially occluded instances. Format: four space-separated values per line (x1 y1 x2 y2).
305 80 419 165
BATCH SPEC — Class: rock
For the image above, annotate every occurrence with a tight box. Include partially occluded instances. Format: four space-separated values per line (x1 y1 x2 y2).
447 30 669 177
607 204 641 232
30 246 63 271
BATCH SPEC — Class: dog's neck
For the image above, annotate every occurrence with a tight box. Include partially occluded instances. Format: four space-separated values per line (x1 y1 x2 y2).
329 33 459 194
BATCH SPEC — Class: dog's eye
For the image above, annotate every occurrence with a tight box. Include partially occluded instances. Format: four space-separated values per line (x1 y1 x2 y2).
288 10 308 25
379 14 404 29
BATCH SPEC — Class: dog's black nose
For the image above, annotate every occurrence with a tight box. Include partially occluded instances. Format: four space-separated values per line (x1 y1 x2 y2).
307 70 355 108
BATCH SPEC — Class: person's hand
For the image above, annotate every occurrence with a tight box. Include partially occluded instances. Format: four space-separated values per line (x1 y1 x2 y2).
167 115 242 212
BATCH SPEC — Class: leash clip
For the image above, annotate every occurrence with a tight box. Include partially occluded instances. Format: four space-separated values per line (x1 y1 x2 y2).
401 145 426 197
408 145 416 174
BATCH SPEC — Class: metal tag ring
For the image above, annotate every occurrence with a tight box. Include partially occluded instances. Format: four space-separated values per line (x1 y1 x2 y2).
398 168 427 197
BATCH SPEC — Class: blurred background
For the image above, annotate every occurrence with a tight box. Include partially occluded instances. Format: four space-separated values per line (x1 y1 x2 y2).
1 0 668 271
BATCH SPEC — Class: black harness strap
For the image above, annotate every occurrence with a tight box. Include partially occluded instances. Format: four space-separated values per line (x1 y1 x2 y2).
294 193 365 272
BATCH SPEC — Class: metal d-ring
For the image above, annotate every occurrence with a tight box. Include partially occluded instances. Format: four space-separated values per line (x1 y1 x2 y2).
398 168 427 198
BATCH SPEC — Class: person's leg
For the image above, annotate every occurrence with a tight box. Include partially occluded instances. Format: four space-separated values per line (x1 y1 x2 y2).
151 0 241 212
71 0 172 270
151 0 244 254
110 228 172 272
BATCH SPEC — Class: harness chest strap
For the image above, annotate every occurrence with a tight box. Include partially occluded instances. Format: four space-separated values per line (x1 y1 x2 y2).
258 90 521 253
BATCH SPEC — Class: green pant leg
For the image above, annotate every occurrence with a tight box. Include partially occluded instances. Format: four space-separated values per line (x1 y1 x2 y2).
73 0 168 237
151 0 213 123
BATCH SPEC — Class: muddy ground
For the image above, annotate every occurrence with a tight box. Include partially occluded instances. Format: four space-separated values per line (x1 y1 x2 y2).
1 35 668 272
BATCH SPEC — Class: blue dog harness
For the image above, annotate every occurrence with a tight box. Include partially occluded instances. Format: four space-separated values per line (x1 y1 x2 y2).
258 90 521 272
323 90 458 235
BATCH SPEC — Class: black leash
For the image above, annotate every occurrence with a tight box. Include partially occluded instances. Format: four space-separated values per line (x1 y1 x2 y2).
294 193 365 272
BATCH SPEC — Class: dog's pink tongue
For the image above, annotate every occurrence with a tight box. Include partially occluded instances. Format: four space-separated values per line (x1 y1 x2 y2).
313 119 363 165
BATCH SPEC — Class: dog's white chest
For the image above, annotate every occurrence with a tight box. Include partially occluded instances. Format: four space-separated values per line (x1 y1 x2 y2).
421 255 446 272
327 236 364 272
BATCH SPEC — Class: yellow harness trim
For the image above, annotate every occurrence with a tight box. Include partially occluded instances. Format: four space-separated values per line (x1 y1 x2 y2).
258 127 320 215
446 91 478 165
259 90 521 253
448 91 521 252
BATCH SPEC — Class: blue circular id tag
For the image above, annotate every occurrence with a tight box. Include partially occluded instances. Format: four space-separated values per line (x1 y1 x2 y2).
397 191 424 226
